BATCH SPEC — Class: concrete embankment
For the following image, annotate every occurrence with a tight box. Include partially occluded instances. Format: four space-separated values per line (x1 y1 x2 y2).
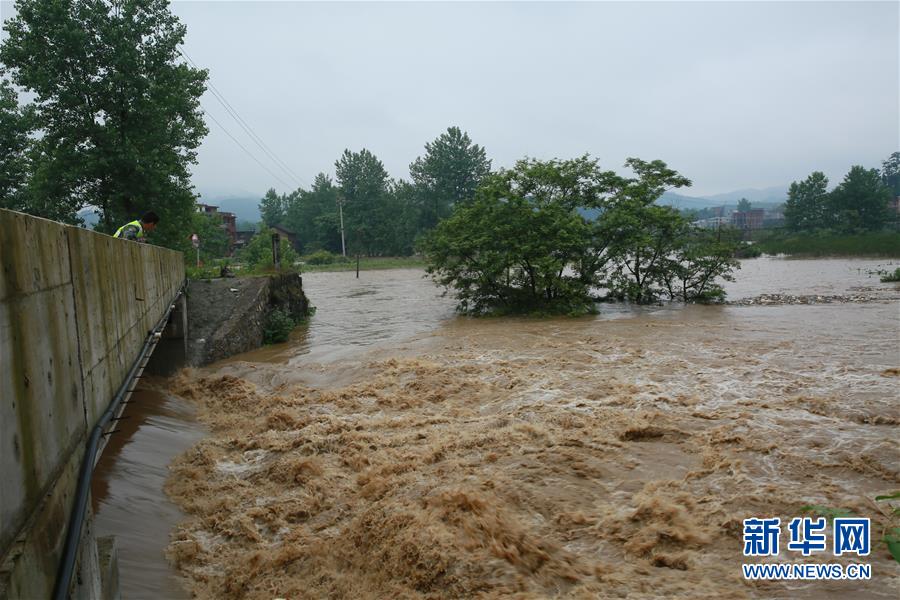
0 208 184 599
186 274 310 366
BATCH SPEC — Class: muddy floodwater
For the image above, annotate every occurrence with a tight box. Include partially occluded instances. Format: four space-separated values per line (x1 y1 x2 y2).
96 257 899 599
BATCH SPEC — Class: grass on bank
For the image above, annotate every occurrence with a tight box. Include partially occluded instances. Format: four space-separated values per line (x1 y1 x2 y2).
185 255 425 279
299 255 426 272
754 231 900 257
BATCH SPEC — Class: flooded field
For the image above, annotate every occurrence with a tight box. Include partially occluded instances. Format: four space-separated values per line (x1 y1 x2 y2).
97 258 899 598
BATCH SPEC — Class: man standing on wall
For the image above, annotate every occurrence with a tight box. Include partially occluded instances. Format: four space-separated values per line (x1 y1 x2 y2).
113 212 159 242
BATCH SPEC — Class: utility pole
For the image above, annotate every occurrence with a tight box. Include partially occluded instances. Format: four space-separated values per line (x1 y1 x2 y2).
338 197 347 257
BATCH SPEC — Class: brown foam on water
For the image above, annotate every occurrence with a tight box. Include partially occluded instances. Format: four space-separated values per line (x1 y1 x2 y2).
164 307 900 599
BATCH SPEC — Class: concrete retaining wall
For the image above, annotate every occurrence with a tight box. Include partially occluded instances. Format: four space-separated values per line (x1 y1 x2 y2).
0 208 184 598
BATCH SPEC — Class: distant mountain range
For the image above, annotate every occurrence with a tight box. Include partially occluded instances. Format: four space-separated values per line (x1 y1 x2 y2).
659 184 789 211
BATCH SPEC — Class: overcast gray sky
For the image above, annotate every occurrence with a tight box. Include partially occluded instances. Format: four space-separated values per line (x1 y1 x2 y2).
2 1 898 198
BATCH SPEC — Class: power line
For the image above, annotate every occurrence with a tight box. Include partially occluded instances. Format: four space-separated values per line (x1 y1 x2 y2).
179 48 307 189
202 107 294 190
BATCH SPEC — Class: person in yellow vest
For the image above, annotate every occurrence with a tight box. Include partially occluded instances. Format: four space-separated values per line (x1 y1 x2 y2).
113 212 159 242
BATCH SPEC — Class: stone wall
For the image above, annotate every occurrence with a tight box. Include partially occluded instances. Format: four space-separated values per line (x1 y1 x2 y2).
0 209 184 598
186 273 309 366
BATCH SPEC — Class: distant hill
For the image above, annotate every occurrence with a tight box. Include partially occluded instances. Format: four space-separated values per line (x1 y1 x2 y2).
658 192 723 210
700 184 789 205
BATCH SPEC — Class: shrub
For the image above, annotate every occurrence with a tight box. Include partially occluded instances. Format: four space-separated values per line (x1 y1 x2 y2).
303 250 350 265
880 267 900 282
263 308 296 344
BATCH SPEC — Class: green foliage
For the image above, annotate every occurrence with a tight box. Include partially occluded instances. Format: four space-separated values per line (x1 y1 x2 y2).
0 77 33 213
302 250 350 265
421 155 739 314
734 243 762 258
188 211 231 261
1 0 208 244
300 256 425 273
421 156 613 315
658 228 741 303
282 173 342 253
333 148 420 256
185 264 220 279
254 129 491 260
410 126 491 230
259 188 286 227
736 197 751 212
335 148 392 256
785 160 894 235
263 308 296 344
238 228 300 272
828 165 892 233
875 490 900 563
882 152 900 196
784 171 829 231
802 495 900 564
600 158 738 304
879 268 900 283
755 232 900 257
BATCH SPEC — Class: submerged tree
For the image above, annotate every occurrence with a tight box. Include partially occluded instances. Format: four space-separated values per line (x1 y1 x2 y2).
422 156 740 314
659 228 741 303
421 156 615 314
1 0 208 246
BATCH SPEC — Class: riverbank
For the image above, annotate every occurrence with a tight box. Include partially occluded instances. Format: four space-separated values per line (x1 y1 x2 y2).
754 232 900 257
160 261 899 599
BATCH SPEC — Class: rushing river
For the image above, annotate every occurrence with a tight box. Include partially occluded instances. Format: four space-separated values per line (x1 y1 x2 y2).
93 257 900 599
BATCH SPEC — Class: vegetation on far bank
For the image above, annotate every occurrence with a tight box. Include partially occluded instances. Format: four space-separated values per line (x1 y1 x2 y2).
300 255 426 273
754 231 900 257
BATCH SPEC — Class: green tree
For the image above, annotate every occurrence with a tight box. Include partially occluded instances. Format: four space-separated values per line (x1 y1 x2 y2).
283 174 343 253
189 211 230 261
784 171 829 231
334 148 390 255
238 227 300 271
737 197 751 212
583 157 737 304
385 179 421 255
423 155 738 313
1 0 208 243
828 166 892 232
604 202 686 303
659 227 740 302
409 126 491 230
259 188 286 227
881 151 900 196
421 157 614 314
0 77 33 212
